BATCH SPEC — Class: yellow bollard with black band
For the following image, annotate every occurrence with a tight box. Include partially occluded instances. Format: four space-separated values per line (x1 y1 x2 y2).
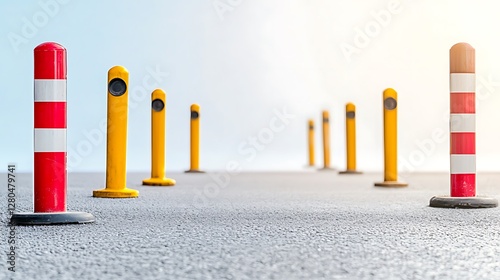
374 88 407 187
186 104 205 173
93 66 139 198
340 103 362 174
143 89 176 186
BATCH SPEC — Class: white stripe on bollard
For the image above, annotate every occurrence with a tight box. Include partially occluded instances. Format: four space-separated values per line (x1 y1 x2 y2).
450 114 475 132
34 129 66 152
450 73 475 92
34 80 67 101
450 154 476 174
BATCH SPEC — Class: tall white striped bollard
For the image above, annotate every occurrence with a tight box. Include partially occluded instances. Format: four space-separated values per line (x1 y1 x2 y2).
429 42 497 208
10 42 95 225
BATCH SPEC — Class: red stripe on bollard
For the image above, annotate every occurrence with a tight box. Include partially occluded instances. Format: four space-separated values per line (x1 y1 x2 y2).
450 133 475 154
450 174 475 197
34 102 66 128
34 152 66 212
450 93 475 113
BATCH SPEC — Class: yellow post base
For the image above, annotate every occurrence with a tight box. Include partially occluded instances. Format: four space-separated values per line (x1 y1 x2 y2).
374 181 408 188
93 188 139 198
185 170 205 173
339 170 363 175
142 177 176 186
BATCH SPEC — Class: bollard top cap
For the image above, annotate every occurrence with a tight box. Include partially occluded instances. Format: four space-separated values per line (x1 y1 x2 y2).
35 42 66 52
191 103 200 111
346 102 355 111
383 88 397 98
34 42 66 79
450 42 475 73
152 88 166 97
108 65 129 74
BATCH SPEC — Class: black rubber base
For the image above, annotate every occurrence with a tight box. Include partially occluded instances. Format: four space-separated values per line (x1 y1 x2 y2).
339 170 363 175
10 212 96 225
429 196 498 209
374 181 408 187
185 170 205 173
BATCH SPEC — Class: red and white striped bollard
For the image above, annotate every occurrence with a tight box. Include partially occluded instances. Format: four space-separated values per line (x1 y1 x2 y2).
10 42 95 224
429 42 497 208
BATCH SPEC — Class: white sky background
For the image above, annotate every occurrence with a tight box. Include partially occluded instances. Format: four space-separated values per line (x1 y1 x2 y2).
1 0 500 172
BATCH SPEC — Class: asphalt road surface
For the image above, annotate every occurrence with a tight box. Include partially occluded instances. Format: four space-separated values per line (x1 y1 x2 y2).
1 171 500 280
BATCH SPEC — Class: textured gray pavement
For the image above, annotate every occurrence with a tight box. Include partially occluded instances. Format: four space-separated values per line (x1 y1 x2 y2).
2 171 500 280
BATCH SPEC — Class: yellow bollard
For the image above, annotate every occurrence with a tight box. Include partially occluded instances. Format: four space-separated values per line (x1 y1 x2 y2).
374 88 408 187
340 103 362 174
319 110 334 170
93 66 139 198
308 119 315 167
185 104 205 173
143 89 176 186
